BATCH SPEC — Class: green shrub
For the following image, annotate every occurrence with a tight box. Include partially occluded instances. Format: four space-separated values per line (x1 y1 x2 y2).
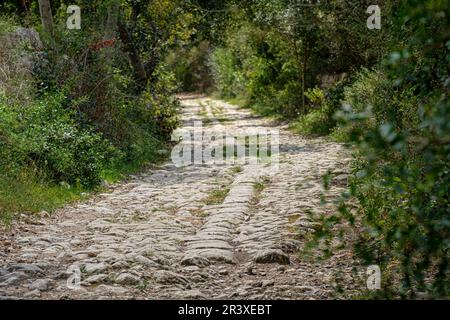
209 19 304 118
291 106 331 136
0 93 117 188
0 15 17 37
293 83 347 136
305 87 325 110
331 93 449 297
210 47 241 98
319 0 450 297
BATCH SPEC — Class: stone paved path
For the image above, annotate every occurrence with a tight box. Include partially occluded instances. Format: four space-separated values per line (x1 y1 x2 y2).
0 97 362 299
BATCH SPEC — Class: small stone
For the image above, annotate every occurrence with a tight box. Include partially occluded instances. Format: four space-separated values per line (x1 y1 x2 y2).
29 279 50 291
190 274 206 283
38 211 50 218
134 255 158 267
95 284 129 295
237 289 248 297
154 270 189 285
218 269 229 276
277 266 286 272
97 251 120 261
276 239 301 253
261 280 275 288
253 249 290 265
111 261 129 269
115 273 141 286
24 289 41 298
8 264 43 275
152 256 170 266
182 266 200 272
181 255 210 267
84 274 107 284
181 289 207 300
246 265 256 275
0 272 27 286
190 249 236 264
295 285 317 294
84 263 107 275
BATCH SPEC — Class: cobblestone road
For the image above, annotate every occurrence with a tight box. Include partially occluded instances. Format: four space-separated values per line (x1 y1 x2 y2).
0 97 363 299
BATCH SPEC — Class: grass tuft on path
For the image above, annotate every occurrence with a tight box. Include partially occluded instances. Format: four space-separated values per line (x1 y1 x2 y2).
202 187 230 205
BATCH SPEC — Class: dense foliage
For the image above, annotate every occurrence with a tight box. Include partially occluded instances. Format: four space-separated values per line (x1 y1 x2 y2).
0 0 190 222
204 0 391 118
329 0 450 297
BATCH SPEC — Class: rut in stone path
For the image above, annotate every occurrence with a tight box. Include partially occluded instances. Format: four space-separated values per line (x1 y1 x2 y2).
0 97 362 299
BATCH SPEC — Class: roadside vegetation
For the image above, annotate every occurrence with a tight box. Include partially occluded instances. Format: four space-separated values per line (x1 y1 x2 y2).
0 1 191 224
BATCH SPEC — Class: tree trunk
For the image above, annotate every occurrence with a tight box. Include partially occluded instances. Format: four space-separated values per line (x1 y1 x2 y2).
293 39 305 116
102 0 120 62
104 1 120 41
144 18 160 87
37 0 54 37
302 38 308 115
117 20 147 92
17 0 29 12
